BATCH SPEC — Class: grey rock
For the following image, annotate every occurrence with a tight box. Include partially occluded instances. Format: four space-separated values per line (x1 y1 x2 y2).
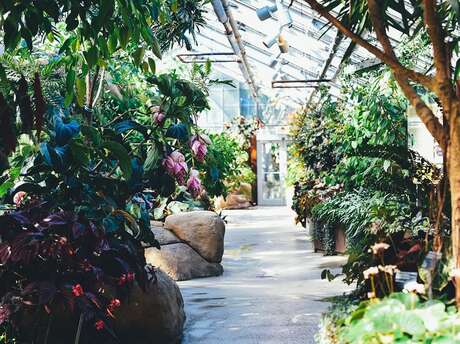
17 269 185 344
114 269 185 344
146 244 224 281
164 211 225 263
151 224 181 245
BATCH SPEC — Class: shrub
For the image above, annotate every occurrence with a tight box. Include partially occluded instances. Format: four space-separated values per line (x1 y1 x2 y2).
337 293 460 343
0 201 150 342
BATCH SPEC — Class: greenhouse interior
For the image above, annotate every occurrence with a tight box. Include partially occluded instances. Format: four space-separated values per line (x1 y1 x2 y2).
0 0 459 343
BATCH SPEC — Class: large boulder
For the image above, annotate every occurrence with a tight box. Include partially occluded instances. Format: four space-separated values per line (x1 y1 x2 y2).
225 193 252 209
17 269 185 344
151 223 181 245
146 244 223 281
164 211 225 263
238 182 253 200
114 269 185 344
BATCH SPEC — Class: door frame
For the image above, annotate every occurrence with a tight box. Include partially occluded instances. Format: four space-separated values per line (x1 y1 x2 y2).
256 138 287 206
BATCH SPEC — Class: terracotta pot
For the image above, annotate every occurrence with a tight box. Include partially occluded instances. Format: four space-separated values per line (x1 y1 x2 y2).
335 226 347 254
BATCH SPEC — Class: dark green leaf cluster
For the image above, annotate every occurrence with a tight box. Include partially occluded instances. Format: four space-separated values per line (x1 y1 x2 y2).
196 132 254 198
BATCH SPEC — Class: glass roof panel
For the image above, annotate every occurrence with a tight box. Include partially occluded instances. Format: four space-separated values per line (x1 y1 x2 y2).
174 0 417 126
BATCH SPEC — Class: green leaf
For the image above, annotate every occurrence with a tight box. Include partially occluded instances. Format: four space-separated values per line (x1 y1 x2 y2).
108 33 118 53
65 12 79 31
84 46 99 67
0 166 21 198
148 58 156 74
81 125 102 147
64 91 74 107
25 9 39 36
0 63 7 84
450 0 460 25
66 69 76 93
43 1 59 20
97 36 109 58
205 60 212 75
70 140 90 166
59 36 75 54
144 145 160 173
151 36 162 59
167 201 189 214
141 26 154 45
455 58 460 81
4 15 20 50
171 0 178 13
397 312 425 337
75 77 86 107
102 140 132 179
118 26 130 49
154 197 168 220
132 47 145 66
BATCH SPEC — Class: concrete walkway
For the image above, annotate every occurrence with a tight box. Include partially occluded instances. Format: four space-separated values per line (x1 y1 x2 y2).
179 207 350 344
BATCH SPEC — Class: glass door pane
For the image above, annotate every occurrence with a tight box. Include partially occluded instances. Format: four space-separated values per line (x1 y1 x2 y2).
257 140 286 205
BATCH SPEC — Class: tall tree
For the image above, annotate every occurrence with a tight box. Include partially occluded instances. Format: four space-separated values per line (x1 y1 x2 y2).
302 0 460 304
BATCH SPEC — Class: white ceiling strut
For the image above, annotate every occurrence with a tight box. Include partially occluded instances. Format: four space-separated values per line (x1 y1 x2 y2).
211 0 259 98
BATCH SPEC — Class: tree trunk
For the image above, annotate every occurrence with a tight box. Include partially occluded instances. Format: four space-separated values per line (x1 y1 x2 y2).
449 114 460 305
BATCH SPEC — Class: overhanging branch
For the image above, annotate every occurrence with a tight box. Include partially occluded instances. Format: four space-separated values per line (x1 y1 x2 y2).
367 0 446 150
302 0 434 91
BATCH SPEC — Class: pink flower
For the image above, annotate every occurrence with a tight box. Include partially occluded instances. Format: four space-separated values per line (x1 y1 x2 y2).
163 151 188 184
190 136 208 162
95 320 105 331
118 274 127 286
127 272 135 281
371 242 390 255
13 191 27 206
363 266 379 280
187 169 202 198
170 151 185 163
72 284 84 297
0 304 10 325
108 298 121 312
162 156 176 175
153 111 165 125
173 162 188 184
404 281 425 294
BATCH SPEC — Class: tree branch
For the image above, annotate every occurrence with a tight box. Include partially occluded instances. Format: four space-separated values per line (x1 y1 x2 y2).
423 0 455 123
367 0 446 150
302 0 434 90
395 73 447 151
423 0 450 83
367 0 397 60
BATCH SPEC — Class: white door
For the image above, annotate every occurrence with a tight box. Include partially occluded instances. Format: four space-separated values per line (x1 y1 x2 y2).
257 140 287 206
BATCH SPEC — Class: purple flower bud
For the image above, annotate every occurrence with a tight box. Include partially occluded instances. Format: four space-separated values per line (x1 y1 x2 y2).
174 161 188 184
163 151 188 184
153 112 165 125
190 136 208 162
162 156 176 175
170 150 186 163
187 169 202 198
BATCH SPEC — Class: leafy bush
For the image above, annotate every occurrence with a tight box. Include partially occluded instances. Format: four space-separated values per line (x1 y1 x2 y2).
289 94 340 178
316 295 359 344
0 201 150 342
312 190 414 243
337 293 460 343
198 132 254 198
0 2 215 340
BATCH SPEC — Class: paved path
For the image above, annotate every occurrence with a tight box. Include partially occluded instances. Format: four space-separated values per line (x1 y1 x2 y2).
179 207 350 344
